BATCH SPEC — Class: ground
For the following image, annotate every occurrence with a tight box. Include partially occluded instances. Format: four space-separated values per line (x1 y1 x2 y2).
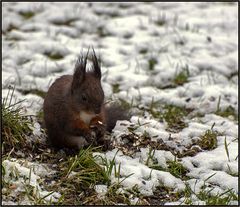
2 2 238 205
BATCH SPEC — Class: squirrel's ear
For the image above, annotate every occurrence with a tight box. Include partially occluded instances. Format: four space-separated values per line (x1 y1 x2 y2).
71 53 88 92
92 48 101 79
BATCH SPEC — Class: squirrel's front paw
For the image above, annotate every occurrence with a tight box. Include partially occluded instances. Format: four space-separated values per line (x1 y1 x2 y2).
90 121 106 139
83 132 96 146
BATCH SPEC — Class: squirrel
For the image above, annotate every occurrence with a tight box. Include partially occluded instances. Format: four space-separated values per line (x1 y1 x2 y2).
43 48 129 150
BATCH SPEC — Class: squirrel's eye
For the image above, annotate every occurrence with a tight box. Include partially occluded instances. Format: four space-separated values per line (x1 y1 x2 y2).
81 94 87 101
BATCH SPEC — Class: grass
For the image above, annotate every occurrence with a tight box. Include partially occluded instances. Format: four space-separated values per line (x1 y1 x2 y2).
197 124 218 150
224 136 230 162
151 64 190 89
200 188 238 205
3 24 19 34
145 147 157 167
226 164 238 177
144 185 183 205
148 98 162 118
43 51 64 60
44 147 134 205
18 89 46 98
166 158 189 180
182 177 238 205
19 11 35 19
50 17 78 26
2 159 57 205
3 4 238 205
1 91 134 205
173 65 190 86
123 32 133 39
112 83 120 93
148 99 190 132
36 109 44 128
60 146 108 189
2 86 33 154
139 48 148 54
144 147 189 180
215 96 237 120
118 98 133 111
154 12 167 26
22 184 53 205
97 25 112 37
87 182 134 205
148 57 158 71
161 104 188 131
44 146 106 204
1 83 237 205
96 183 131 205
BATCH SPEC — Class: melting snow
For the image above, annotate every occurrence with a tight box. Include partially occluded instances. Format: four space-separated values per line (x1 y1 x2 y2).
2 2 238 205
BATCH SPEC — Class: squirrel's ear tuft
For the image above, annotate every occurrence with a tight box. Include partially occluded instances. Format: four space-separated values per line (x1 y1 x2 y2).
71 52 88 92
92 47 101 79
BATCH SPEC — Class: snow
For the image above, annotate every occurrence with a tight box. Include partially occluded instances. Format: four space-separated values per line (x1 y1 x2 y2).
182 140 238 192
2 2 238 205
2 159 61 204
94 149 185 196
95 184 108 197
140 148 174 169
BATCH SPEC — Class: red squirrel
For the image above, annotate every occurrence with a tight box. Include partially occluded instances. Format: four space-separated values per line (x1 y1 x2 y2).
43 48 128 150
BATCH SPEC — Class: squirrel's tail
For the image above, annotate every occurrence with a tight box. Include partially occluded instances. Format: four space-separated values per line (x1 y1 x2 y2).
105 102 130 132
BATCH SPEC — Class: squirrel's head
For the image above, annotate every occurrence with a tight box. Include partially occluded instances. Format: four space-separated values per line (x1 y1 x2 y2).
71 48 104 115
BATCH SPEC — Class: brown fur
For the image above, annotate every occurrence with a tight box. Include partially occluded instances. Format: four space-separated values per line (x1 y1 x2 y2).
43 50 105 149
43 49 129 150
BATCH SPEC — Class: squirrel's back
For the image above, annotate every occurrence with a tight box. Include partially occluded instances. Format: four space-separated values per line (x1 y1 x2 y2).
43 75 73 147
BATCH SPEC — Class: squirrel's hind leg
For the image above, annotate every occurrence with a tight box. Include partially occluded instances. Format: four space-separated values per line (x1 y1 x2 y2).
65 135 89 150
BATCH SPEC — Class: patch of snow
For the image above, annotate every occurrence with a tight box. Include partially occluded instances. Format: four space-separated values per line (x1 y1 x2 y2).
95 184 108 197
2 159 61 204
94 149 185 196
